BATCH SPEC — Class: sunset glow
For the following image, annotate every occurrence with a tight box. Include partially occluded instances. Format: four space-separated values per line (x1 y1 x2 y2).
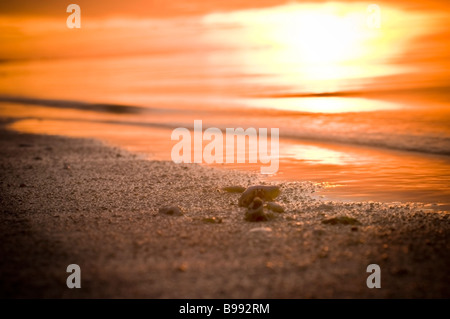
1 0 450 299
202 2 439 94
0 0 449 202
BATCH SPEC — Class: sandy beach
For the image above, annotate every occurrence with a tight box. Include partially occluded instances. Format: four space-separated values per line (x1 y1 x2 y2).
1 120 449 298
2 0 450 302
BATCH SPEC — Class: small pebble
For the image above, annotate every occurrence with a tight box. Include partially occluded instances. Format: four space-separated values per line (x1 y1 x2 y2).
245 197 270 222
176 263 188 272
159 206 183 216
265 202 285 213
322 216 361 225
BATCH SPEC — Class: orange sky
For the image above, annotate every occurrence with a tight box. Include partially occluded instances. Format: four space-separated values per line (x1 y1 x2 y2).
0 0 449 103
1 0 449 17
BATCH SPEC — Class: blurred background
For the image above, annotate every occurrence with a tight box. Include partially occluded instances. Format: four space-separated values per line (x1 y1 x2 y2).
0 0 449 205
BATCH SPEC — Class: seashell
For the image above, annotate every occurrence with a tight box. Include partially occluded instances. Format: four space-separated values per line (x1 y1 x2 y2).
238 185 280 207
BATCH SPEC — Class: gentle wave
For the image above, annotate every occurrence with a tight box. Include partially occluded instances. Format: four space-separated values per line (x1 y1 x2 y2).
2 95 450 157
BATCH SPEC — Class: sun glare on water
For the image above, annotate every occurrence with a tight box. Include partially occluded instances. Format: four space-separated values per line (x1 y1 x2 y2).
203 2 424 96
270 8 364 65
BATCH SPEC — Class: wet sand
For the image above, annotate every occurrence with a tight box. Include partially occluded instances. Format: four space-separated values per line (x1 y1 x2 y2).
1 121 449 298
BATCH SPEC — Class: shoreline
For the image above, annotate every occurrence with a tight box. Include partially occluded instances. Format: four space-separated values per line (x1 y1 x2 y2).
5 111 450 209
1 124 449 298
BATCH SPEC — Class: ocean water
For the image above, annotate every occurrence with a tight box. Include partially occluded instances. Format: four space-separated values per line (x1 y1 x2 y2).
1 55 449 155
0 53 449 207
0 55 450 209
